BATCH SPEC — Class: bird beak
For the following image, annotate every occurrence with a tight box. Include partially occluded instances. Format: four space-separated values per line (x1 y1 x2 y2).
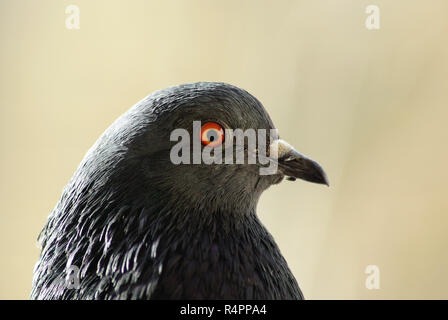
269 139 329 186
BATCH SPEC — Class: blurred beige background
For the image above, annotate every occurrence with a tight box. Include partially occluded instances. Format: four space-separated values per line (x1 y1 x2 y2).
1 0 447 299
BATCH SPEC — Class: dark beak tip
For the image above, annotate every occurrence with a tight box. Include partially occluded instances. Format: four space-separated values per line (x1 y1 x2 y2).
308 170 329 187
279 155 329 187
312 162 330 187
322 174 330 187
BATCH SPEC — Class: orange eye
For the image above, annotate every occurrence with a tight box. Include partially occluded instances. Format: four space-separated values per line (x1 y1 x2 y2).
201 122 225 147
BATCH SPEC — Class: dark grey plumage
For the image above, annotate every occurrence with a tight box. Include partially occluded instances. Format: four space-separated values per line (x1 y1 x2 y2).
31 82 327 300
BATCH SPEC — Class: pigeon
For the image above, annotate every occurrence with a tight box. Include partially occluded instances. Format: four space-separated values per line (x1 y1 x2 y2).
31 82 328 300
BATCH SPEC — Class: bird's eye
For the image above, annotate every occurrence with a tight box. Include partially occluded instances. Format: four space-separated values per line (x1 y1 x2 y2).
201 122 225 147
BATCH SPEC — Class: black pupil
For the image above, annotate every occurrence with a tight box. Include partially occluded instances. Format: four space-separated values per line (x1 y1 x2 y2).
207 130 218 142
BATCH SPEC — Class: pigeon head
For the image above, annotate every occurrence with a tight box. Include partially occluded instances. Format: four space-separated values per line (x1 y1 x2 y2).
80 82 328 216
32 82 329 300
